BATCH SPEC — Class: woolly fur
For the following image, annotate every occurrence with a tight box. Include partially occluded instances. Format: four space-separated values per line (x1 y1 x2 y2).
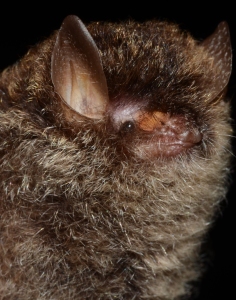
0 18 232 299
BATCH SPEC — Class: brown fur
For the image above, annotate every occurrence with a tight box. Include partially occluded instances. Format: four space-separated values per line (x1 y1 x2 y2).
0 17 233 299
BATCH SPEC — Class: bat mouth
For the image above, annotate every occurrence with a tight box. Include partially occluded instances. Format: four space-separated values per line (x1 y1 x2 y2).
138 132 203 158
154 138 202 157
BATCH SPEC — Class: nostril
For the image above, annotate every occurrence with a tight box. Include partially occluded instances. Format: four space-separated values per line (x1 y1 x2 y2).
177 128 203 145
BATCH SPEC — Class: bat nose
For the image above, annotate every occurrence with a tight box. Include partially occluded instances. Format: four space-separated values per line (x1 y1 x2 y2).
155 115 203 156
177 127 203 145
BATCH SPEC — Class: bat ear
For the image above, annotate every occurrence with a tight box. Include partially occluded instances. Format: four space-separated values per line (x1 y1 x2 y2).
51 15 109 120
201 22 232 100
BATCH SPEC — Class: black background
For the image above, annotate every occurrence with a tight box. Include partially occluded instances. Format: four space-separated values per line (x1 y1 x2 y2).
0 3 235 299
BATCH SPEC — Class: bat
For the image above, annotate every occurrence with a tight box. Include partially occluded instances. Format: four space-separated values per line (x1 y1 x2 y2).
0 15 233 299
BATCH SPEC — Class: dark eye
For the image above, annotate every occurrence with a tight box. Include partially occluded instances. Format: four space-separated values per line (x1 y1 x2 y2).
120 121 136 134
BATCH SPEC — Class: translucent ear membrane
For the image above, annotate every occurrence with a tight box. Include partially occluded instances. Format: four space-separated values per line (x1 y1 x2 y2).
201 22 232 99
51 15 109 120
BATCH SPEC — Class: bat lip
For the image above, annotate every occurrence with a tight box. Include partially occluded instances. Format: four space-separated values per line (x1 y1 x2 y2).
137 135 203 158
154 142 198 157
157 140 201 157
162 140 201 147
154 128 203 148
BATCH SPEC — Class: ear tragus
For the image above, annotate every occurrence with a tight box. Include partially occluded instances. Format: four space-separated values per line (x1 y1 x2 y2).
51 15 109 120
201 22 232 101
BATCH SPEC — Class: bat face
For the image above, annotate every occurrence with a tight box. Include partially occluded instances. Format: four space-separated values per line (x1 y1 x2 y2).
50 16 231 160
0 15 233 299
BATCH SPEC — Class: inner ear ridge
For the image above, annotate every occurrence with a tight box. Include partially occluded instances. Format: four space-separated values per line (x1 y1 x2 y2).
51 15 109 120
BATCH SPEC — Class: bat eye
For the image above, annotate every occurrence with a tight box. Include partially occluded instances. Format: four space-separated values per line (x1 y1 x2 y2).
120 121 136 134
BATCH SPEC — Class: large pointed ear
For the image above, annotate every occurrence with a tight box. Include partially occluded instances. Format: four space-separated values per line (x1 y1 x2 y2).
51 15 109 119
201 22 232 100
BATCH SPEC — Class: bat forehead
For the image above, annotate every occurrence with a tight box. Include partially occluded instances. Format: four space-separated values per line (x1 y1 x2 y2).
88 21 195 61
86 20 231 113
87 21 207 97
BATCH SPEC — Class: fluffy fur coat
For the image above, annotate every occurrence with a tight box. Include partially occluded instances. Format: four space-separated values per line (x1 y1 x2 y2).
0 15 233 299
